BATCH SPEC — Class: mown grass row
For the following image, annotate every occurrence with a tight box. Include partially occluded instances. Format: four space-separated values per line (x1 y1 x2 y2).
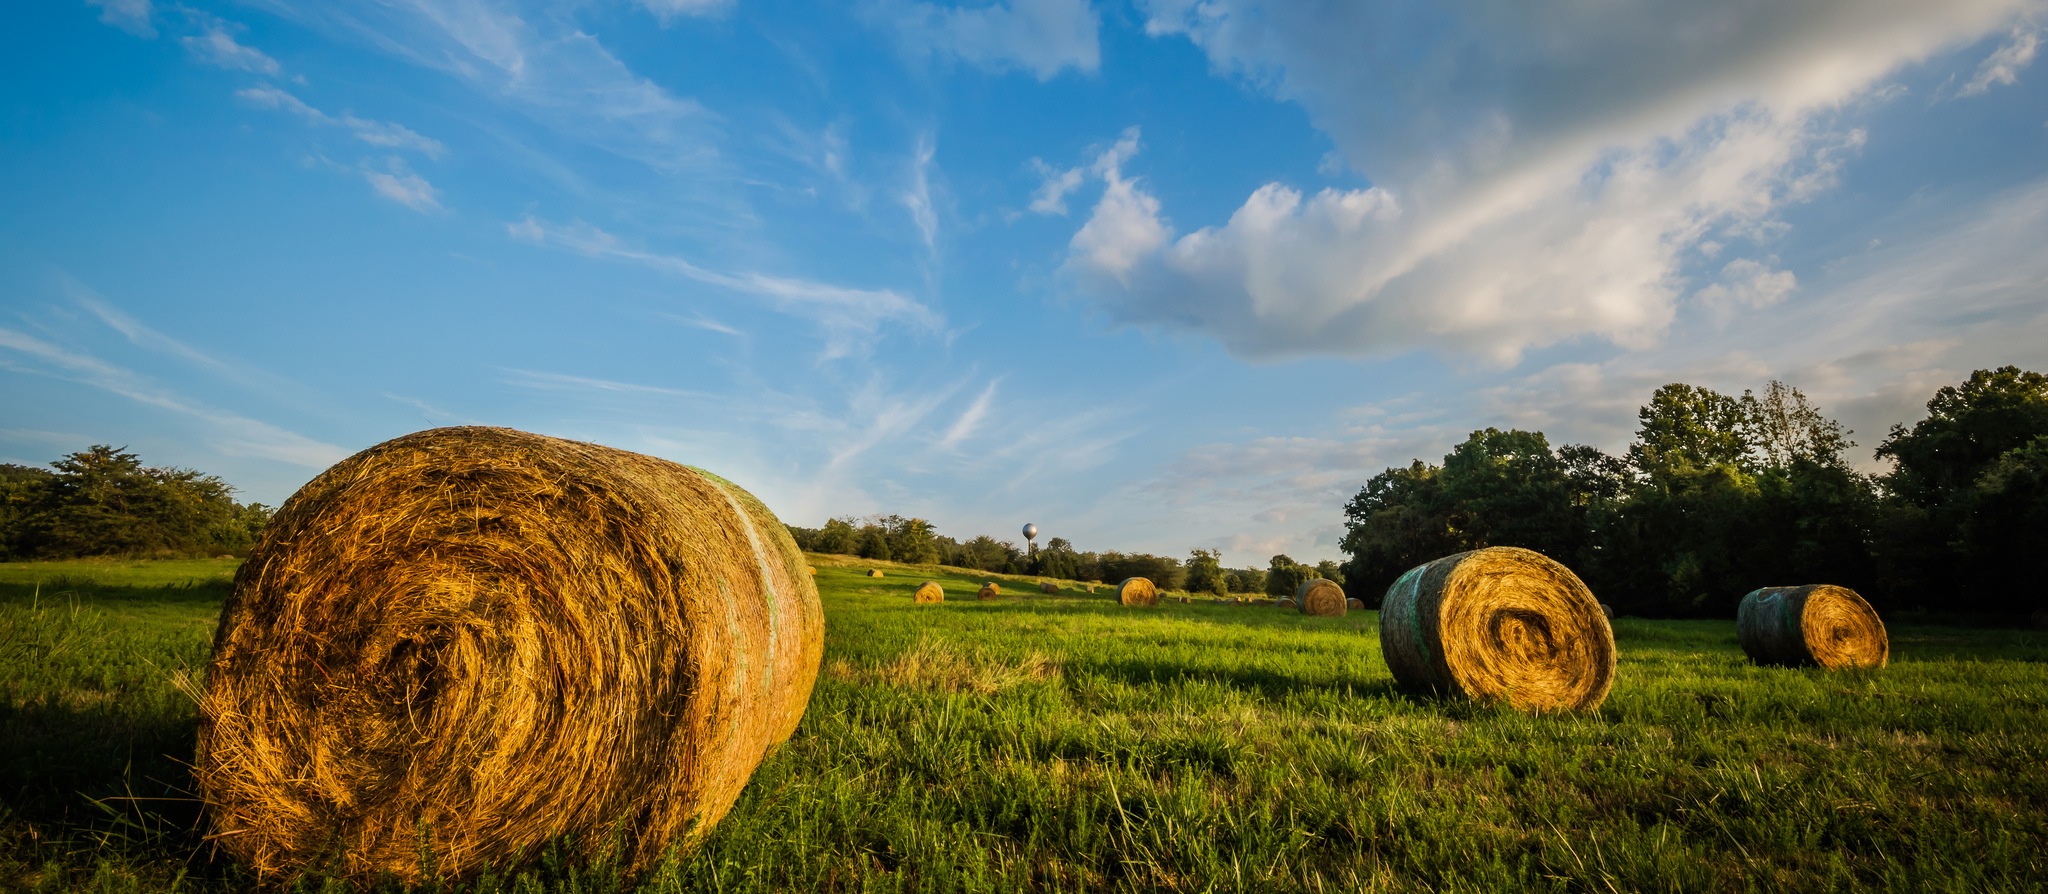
3 558 2046 892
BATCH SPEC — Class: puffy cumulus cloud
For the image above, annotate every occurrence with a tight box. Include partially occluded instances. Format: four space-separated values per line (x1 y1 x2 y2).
1061 0 2035 363
876 0 1101 80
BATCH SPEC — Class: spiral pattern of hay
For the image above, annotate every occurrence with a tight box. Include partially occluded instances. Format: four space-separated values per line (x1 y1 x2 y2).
978 582 1001 600
194 427 825 882
1117 577 1158 607
1295 579 1347 617
914 581 945 604
1039 581 1059 594
1378 547 1615 712
1736 585 1887 670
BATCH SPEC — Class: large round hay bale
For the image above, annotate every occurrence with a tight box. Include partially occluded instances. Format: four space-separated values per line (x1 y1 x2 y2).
867 569 885 578
1295 579 1347 616
1117 577 1158 607
1039 581 1059 594
1736 585 1887 669
1379 547 1615 712
978 582 1001 600
193 427 824 882
914 581 945 604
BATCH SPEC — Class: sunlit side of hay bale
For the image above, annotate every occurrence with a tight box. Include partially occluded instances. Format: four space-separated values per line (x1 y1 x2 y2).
194 426 825 882
1117 577 1158 607
1295 579 1347 616
914 581 945 604
978 582 1001 600
1736 585 1887 669
867 569 885 578
1379 546 1615 712
1039 581 1059 594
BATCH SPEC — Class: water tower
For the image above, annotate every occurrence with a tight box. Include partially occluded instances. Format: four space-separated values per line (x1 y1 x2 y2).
1022 523 1038 561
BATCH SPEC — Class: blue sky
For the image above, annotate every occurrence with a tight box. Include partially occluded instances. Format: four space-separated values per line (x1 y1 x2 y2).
3 0 2046 567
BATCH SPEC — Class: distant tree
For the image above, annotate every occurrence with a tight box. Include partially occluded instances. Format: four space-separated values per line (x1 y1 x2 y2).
856 525 892 561
1338 460 1454 604
0 464 55 559
1629 384 1752 486
1184 548 1227 595
1225 566 1266 594
881 515 940 565
814 517 861 555
1036 536 1081 579
7 445 268 559
1877 366 2048 507
1741 380 1853 469
1312 559 1343 586
1099 552 1185 590
1265 554 1312 597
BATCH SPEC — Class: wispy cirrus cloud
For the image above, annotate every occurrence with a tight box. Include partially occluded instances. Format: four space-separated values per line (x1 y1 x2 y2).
508 215 941 353
86 0 155 37
1960 24 2043 95
181 16 281 75
0 327 344 468
236 86 446 157
364 160 444 212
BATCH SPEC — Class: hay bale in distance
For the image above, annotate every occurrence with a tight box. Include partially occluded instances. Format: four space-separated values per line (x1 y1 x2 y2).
1600 603 1614 620
914 581 945 604
1039 581 1059 594
1379 546 1615 712
978 582 1001 600
194 426 824 882
1277 597 1296 609
1346 597 1365 611
1736 585 1887 669
1296 578 1347 617
867 569 885 578
1117 577 1158 607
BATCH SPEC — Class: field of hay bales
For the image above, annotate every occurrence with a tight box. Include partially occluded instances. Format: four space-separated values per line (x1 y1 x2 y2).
4 555 2048 892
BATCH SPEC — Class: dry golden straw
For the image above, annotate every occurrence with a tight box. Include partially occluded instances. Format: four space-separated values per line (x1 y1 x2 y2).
1039 581 1059 594
194 426 825 882
914 581 945 604
978 582 1001 600
1736 585 1887 669
1117 577 1158 607
1295 579 1347 617
867 569 885 578
1379 546 1615 712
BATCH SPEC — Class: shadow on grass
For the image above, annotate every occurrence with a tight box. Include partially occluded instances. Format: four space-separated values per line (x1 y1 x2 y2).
0 580 231 607
1068 654 1404 703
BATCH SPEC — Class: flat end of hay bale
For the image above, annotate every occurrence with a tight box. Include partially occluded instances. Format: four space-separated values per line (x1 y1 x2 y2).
914 581 945 604
867 569 885 578
1377 546 1614 712
1737 584 1886 670
1117 577 1158 607
1295 578 1347 616
978 582 1001 600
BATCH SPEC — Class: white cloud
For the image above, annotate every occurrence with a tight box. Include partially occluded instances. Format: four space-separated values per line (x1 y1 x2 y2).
364 161 444 212
903 137 939 255
236 86 446 157
1027 158 1084 215
877 0 1101 80
1063 0 2035 363
1960 25 2042 95
86 0 155 37
508 215 941 354
182 20 282 75
1695 258 1798 314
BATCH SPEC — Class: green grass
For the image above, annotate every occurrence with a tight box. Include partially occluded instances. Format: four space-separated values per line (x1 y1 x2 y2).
3 556 2046 892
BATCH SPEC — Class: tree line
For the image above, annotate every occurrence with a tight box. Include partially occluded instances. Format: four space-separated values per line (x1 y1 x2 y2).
785 516 1344 598
1339 367 2048 621
0 445 273 560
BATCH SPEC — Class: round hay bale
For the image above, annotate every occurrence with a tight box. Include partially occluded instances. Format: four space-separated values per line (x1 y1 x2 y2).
978 582 1001 600
193 427 824 882
1177 594 1191 604
1379 546 1614 712
1736 585 1887 670
1295 579 1347 617
1039 581 1059 594
807 567 816 576
1117 577 1158 607
867 569 884 578
913 581 945 604
1277 597 1296 609
1346 597 1365 611
1600 603 1614 620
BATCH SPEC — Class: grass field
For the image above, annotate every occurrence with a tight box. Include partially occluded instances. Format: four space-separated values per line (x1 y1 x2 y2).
3 555 2046 892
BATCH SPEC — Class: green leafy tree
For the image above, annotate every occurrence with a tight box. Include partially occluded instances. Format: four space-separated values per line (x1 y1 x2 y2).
815 517 860 555
1339 460 1456 605
1312 560 1343 586
1036 537 1081 580
856 525 892 561
1629 383 1752 486
1225 566 1266 594
1877 366 2048 507
1265 554 1311 597
882 515 940 565
1184 548 1226 595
